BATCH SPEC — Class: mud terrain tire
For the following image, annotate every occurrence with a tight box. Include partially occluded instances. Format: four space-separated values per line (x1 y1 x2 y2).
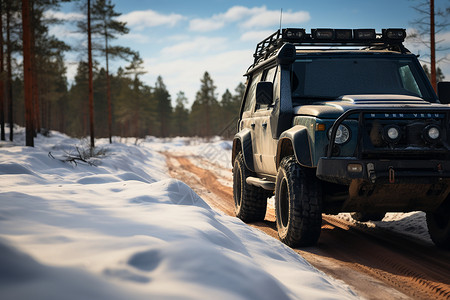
351 212 386 222
275 156 322 247
233 152 270 222
427 199 450 250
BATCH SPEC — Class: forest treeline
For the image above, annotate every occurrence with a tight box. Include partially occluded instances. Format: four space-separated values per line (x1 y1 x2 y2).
1 0 243 147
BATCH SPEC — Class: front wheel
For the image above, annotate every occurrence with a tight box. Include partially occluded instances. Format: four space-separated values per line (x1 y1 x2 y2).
427 199 450 250
233 152 270 222
275 156 322 247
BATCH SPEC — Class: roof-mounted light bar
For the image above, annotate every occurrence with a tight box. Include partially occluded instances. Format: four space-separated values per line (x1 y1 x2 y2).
281 27 406 43
252 28 408 67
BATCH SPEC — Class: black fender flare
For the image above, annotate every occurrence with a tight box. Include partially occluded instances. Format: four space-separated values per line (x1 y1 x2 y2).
232 128 255 171
276 125 313 168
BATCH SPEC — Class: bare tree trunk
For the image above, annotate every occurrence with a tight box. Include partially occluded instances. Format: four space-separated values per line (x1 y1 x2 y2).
0 1 5 141
6 2 13 141
31 1 40 136
430 0 436 92
22 0 34 146
87 0 95 149
105 34 112 143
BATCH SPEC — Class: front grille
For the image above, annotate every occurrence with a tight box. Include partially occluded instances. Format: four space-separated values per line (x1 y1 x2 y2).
362 118 449 159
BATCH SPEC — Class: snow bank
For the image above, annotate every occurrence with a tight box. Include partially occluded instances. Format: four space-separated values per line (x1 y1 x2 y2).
0 130 358 300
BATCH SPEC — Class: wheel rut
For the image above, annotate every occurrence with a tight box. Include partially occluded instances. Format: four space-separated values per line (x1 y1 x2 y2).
164 153 450 300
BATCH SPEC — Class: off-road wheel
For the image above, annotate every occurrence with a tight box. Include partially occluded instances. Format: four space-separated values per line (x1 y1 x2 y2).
427 199 450 250
350 212 386 222
275 156 322 247
233 152 270 222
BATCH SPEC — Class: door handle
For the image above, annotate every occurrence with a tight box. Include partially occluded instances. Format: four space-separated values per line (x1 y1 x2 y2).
251 123 255 128
262 123 267 128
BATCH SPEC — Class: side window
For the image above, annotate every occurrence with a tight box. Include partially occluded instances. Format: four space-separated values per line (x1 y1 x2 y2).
399 65 422 97
256 66 277 110
243 72 263 112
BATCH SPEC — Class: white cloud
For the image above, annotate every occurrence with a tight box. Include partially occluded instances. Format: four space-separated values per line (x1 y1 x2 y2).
241 10 310 29
189 6 310 32
118 10 184 30
189 18 225 32
160 37 228 58
44 9 84 21
222 6 265 22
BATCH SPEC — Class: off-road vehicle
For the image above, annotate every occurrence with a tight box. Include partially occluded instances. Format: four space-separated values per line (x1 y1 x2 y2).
232 28 450 249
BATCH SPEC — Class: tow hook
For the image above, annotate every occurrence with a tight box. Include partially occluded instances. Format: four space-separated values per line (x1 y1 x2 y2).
388 166 395 184
367 163 376 183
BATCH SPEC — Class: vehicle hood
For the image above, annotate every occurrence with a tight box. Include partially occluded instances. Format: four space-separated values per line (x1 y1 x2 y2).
293 94 447 118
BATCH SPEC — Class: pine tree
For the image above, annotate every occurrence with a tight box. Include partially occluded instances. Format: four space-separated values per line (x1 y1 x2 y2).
92 0 134 143
4 0 21 141
154 76 172 137
115 53 151 138
192 71 219 137
0 0 5 140
173 91 189 136
22 0 34 146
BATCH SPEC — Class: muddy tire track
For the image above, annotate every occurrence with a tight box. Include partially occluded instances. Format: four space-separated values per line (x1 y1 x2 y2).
165 153 450 300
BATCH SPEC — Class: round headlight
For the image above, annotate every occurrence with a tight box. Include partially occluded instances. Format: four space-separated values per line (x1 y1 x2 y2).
328 125 350 144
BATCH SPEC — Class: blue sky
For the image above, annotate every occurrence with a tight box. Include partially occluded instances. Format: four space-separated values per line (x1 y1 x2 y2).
49 0 450 105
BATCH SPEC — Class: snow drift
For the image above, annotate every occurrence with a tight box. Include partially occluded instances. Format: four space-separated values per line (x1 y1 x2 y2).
0 129 358 299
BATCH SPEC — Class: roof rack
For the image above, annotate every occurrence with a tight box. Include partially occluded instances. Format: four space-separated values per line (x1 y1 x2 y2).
252 28 408 66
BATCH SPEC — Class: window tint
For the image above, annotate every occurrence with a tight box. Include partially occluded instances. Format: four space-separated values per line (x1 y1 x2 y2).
243 72 262 112
291 56 433 103
256 66 277 110
399 65 422 97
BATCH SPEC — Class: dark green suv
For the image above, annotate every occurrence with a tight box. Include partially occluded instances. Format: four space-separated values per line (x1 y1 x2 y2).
232 28 450 249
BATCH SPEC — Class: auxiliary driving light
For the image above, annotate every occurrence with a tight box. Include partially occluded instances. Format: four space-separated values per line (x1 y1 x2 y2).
312 29 334 40
383 28 406 41
354 29 376 40
335 29 353 40
387 127 399 139
423 125 441 143
283 28 306 41
383 125 401 143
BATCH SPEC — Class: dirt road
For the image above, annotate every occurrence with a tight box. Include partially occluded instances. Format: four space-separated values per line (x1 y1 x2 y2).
165 153 450 300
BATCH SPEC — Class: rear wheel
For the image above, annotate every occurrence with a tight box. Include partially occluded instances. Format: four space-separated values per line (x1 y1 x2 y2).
427 199 450 250
233 152 270 222
275 156 322 247
351 212 386 222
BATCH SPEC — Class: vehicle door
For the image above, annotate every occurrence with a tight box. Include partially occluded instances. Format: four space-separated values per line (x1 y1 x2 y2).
240 71 262 171
253 66 278 175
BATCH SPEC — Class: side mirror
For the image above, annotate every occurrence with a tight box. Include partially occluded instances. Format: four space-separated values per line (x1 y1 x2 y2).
256 81 273 106
438 81 450 104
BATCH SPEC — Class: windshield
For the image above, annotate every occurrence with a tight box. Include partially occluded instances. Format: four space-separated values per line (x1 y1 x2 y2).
291 55 435 103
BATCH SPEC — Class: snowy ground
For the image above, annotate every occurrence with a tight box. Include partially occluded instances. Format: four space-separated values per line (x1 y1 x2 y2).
0 128 360 300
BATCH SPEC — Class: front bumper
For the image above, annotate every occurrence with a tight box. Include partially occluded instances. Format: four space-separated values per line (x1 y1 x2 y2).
317 157 450 185
317 157 450 212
